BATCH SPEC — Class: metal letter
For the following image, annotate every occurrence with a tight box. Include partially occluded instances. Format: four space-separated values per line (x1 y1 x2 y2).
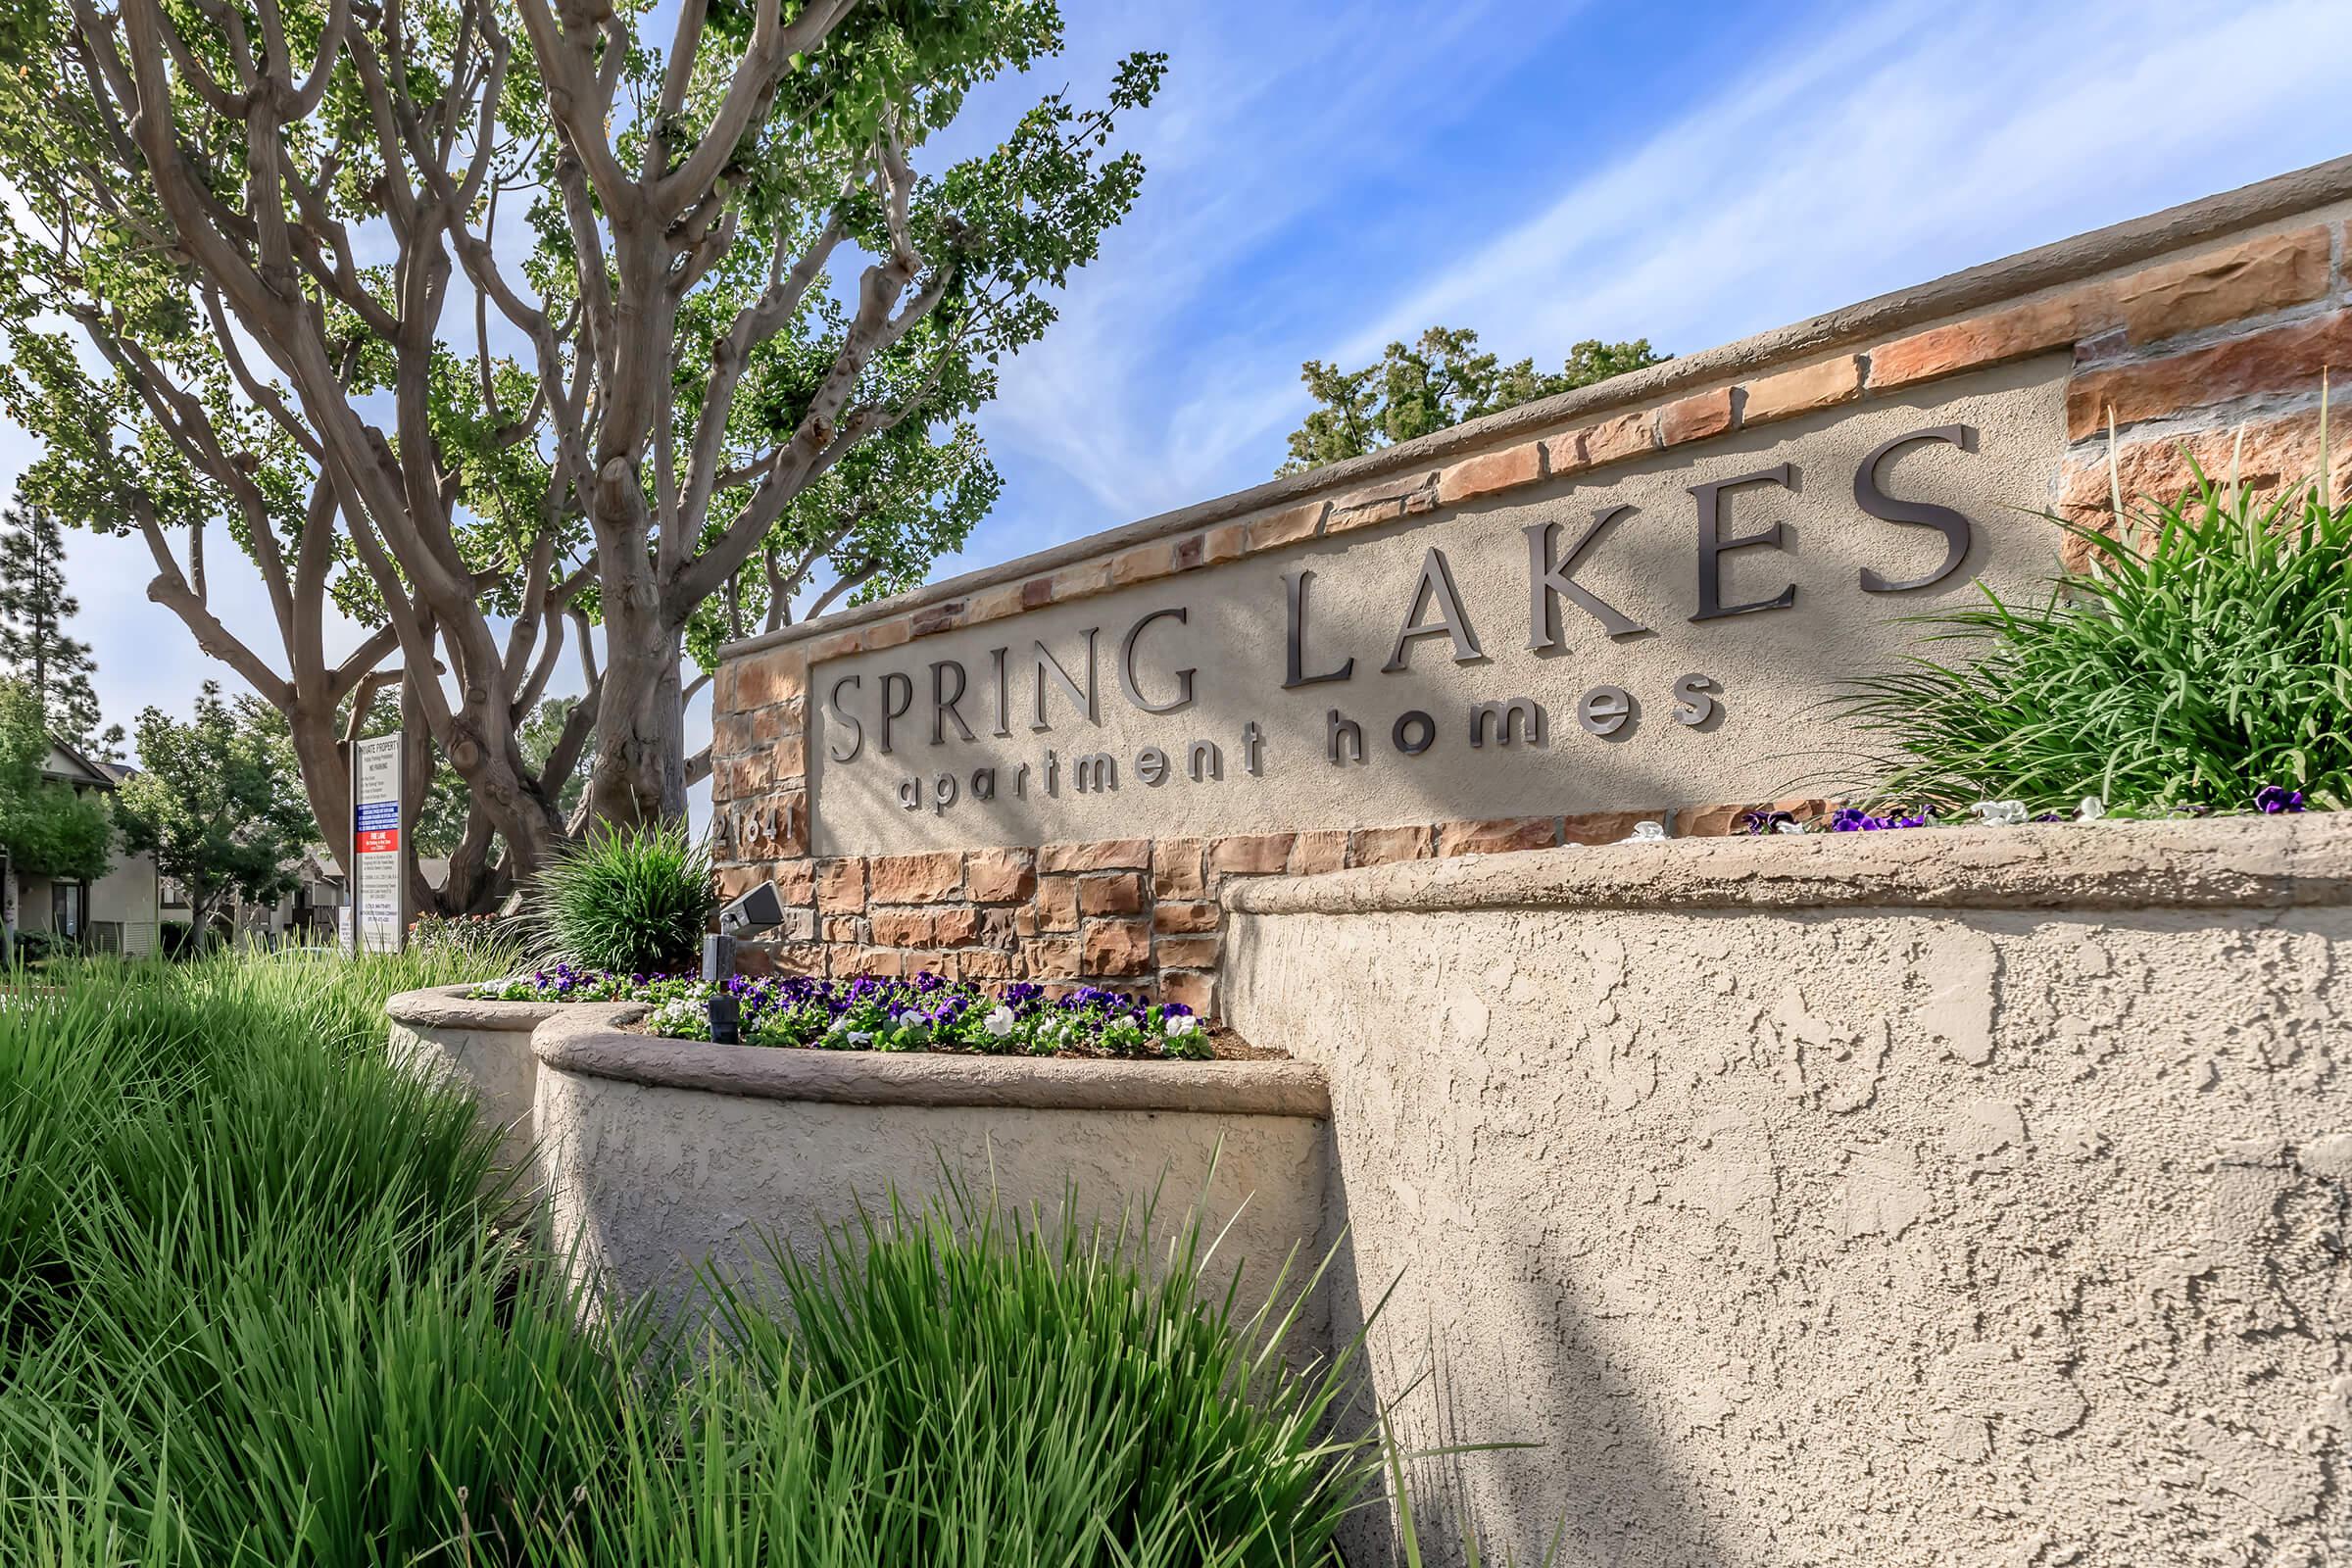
1384 548 1486 671
879 671 914 754
1855 424 1977 593
1030 632 1100 731
1242 722 1264 776
1671 672 1720 727
989 647 1012 737
826 674 864 762
1578 685 1634 737
1118 607 1197 714
1189 740 1223 782
1690 465 1797 621
971 767 997 802
930 661 974 745
1526 510 1648 648
1391 710 1437 756
932 772 958 813
1072 753 1116 793
1136 746 1170 786
897 776 921 810
1284 570 1354 689
1328 710 1363 764
1469 697 1546 749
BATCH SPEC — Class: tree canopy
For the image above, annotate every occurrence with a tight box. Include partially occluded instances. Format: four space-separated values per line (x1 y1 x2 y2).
0 0 1162 906
0 679 114 890
115 683 310 933
1280 327 1668 474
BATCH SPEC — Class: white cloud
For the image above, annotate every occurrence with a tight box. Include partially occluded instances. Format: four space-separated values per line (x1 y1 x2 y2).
1357 0 2352 366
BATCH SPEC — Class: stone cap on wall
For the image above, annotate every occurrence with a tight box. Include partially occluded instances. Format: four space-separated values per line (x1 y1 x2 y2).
718 154 2352 663
387 982 588 1031
1222 813 2352 916
532 1004 1333 1118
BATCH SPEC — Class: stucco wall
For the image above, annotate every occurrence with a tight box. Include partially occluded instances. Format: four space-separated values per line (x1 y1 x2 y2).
385 985 589 1176
1222 815 2352 1567
529 1012 1332 1328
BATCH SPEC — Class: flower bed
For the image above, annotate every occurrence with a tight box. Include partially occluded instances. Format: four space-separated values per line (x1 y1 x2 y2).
472 966 1217 1060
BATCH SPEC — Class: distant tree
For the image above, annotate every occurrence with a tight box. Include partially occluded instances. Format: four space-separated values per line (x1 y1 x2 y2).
0 679 114 961
116 683 310 935
1280 327 1670 474
0 500 112 754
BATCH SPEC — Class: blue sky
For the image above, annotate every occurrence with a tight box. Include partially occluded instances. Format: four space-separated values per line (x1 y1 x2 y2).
12 0 2351 816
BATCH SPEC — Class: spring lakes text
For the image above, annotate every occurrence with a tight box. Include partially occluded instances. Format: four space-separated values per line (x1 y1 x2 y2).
819 428 1984 815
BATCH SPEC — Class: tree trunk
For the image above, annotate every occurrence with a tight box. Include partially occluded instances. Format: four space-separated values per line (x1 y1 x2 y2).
583 564 687 828
286 705 356 884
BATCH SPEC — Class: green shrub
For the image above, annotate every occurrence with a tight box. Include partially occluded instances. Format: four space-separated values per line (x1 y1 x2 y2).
0 949 1378 1566
1844 458 2352 815
527 819 716 975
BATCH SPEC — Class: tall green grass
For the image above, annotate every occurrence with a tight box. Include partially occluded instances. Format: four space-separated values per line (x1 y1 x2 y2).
525 819 716 974
1843 458 2352 815
0 950 1377 1565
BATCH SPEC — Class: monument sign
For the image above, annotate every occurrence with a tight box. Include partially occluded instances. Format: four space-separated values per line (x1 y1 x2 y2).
808 368 2063 857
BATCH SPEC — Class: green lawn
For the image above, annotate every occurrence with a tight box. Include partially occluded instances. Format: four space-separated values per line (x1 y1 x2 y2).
0 950 1371 1566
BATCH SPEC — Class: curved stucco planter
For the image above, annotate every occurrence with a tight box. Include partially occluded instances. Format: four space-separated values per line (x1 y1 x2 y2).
1221 813 2352 1565
385 983 646 1174
529 1009 1332 1326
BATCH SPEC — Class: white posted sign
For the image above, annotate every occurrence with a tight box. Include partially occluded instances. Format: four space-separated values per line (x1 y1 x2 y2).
351 733 405 954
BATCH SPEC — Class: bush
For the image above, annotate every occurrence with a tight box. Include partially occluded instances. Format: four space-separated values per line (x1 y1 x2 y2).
0 949 1373 1566
1844 461 2352 815
549 1183 1370 1566
527 818 716 975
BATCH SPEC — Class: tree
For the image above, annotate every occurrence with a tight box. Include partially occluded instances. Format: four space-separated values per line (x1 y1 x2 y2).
1280 327 1670 474
116 683 310 937
0 499 111 753
0 678 114 960
0 0 1164 902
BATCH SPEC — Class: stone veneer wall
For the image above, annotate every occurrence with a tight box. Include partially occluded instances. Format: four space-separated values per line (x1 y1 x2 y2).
710 159 2352 1009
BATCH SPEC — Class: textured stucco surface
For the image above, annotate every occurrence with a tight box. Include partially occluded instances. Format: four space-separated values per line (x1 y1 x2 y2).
384 986 644 1177
811 363 2069 856
530 1013 1329 1329
1223 818 2352 1567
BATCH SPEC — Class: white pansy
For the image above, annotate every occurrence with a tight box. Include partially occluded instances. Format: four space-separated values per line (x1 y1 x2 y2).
1620 820 1670 844
848 1030 873 1046
2076 797 2106 821
1774 820 1808 835
1165 1014 1201 1039
984 1004 1017 1038
1971 800 2029 826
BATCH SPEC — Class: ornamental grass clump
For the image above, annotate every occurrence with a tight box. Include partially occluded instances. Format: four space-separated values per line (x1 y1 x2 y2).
1844 448 2352 816
1 949 1375 1565
527 817 717 975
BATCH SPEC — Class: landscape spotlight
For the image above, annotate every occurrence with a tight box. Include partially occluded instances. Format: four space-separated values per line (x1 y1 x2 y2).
703 879 789 982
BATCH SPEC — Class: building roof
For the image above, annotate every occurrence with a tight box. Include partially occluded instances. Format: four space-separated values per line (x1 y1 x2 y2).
40 736 121 790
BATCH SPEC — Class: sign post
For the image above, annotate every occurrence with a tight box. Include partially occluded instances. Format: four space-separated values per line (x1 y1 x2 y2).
351 733 405 954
